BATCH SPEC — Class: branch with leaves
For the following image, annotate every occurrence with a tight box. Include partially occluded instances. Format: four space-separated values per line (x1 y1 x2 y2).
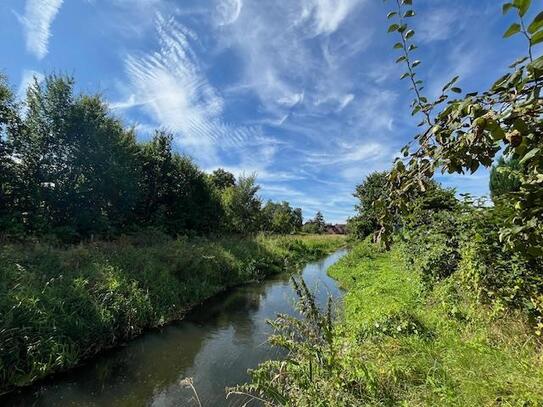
379 0 543 255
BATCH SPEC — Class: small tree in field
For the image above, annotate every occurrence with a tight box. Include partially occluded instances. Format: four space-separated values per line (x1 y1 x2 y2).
222 174 262 233
303 211 326 234
351 172 389 239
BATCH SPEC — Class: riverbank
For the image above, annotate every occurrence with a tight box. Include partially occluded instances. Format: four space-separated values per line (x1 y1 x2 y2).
236 242 543 405
0 233 345 395
330 244 543 406
329 243 543 405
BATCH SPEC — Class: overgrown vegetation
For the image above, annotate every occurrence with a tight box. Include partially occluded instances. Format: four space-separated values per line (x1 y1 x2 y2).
378 0 543 254
0 233 345 395
233 239 542 406
234 1 543 405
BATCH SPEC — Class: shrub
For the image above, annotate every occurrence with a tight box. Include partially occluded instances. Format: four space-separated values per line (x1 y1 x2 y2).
459 208 543 330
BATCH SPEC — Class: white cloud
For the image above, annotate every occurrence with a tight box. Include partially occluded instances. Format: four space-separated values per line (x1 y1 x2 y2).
215 0 243 26
337 94 354 111
120 13 265 163
305 142 385 166
19 0 63 59
215 0 372 123
299 0 362 36
278 92 305 107
416 7 460 43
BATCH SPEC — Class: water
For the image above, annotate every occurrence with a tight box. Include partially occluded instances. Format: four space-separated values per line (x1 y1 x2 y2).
3 249 348 407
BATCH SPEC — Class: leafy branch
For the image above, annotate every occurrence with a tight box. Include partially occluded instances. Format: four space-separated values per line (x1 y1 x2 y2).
379 0 543 255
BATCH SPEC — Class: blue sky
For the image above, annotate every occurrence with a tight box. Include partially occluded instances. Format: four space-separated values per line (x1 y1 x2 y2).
0 0 530 223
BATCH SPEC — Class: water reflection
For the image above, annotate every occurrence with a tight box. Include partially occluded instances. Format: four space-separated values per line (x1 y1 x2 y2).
3 249 347 407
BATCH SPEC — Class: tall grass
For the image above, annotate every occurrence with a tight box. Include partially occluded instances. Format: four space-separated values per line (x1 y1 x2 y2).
0 233 345 395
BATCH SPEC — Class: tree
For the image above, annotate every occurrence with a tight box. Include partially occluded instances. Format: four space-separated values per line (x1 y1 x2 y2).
261 201 303 234
222 174 262 233
0 75 23 237
210 168 236 190
352 172 388 239
293 208 303 230
10 75 143 239
303 211 326 234
11 75 77 236
381 0 543 254
60 94 141 237
489 156 522 203
137 130 222 235
314 211 325 233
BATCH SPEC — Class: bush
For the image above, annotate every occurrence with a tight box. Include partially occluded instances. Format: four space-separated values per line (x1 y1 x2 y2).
459 208 543 330
400 212 461 283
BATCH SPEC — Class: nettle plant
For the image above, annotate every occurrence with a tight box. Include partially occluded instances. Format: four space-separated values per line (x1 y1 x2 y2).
378 0 543 255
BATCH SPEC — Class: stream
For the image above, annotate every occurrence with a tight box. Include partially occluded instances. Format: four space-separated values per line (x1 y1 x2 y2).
4 249 348 407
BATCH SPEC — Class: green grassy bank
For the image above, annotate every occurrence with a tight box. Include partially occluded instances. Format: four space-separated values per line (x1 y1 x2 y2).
0 233 345 395
236 242 543 406
329 243 543 405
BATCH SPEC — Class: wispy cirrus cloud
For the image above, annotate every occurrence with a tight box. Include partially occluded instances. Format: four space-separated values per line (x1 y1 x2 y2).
299 0 363 36
117 13 264 163
18 0 63 59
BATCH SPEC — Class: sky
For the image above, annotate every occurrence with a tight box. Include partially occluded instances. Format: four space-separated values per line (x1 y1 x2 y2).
0 0 531 223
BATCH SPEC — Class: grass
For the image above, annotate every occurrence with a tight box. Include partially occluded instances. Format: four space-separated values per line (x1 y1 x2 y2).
327 242 543 406
0 232 345 395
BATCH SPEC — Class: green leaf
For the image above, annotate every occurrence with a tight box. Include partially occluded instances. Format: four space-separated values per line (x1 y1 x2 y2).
404 10 415 17
400 72 410 80
491 73 511 90
531 30 543 45
412 60 421 67
408 44 417 51
513 0 531 17
387 11 397 19
442 75 460 92
405 29 415 39
502 3 513 14
388 23 399 32
528 11 543 33
396 56 407 63
393 42 403 49
519 147 540 164
529 55 543 70
504 23 521 38
451 87 462 93
402 0 413 4
509 56 529 68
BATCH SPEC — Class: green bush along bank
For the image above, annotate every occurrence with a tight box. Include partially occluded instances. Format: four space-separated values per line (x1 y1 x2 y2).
0 233 345 395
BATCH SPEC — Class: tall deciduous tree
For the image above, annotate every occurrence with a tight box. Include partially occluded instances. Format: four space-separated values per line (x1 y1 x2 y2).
351 172 389 238
0 75 23 237
210 168 236 190
222 175 262 233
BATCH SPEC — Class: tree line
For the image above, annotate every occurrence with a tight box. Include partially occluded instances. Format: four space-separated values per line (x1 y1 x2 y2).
0 74 323 242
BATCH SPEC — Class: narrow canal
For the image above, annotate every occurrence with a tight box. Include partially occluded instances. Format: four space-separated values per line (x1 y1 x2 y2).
5 249 348 407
